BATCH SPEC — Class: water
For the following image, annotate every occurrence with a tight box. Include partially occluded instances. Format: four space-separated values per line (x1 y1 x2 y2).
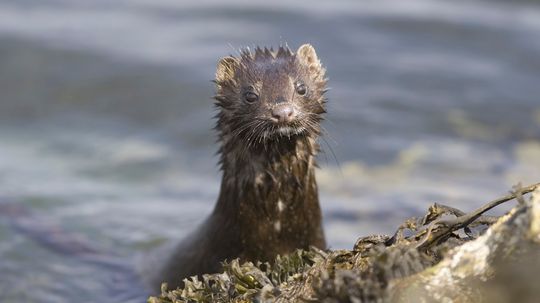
0 0 539 302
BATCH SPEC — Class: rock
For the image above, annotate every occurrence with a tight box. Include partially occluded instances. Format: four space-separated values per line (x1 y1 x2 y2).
148 183 540 303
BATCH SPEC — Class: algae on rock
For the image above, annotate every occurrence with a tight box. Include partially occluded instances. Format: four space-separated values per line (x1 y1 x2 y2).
149 183 540 303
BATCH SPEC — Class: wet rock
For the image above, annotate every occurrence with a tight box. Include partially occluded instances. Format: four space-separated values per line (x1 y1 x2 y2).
149 183 540 303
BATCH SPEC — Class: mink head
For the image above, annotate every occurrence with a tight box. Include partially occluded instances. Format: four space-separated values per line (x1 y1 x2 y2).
214 44 327 145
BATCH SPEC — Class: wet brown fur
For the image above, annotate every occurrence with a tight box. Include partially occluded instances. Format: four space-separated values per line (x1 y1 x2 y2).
157 44 328 290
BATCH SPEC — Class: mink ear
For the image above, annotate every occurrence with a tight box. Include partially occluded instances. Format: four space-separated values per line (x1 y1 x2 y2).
296 44 320 67
216 57 238 82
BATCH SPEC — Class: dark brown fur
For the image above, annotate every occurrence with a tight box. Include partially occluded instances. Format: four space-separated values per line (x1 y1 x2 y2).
157 44 328 290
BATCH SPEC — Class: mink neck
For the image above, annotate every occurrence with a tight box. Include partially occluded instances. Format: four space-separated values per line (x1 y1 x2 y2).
214 133 319 219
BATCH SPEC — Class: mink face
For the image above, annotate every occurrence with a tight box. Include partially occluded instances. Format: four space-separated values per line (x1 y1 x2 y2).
214 44 327 144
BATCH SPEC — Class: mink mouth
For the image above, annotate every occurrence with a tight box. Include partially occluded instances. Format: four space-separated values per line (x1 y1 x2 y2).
231 117 317 145
261 124 308 139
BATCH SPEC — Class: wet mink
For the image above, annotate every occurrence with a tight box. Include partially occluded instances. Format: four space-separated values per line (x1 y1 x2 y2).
156 44 328 290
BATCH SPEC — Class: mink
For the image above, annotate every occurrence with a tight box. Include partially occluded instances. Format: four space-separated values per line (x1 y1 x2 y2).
156 44 328 290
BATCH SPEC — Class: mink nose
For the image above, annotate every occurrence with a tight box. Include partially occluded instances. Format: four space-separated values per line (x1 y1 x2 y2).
271 104 296 123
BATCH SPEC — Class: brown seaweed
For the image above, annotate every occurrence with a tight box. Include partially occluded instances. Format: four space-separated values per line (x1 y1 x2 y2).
149 182 540 303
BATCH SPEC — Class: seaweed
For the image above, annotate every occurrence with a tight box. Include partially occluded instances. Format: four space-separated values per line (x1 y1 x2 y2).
149 182 540 303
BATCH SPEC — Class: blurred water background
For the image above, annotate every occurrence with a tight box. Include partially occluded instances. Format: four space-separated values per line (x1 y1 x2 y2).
0 0 539 302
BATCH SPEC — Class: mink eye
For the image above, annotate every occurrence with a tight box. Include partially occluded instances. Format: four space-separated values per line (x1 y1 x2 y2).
244 91 259 103
295 83 307 96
